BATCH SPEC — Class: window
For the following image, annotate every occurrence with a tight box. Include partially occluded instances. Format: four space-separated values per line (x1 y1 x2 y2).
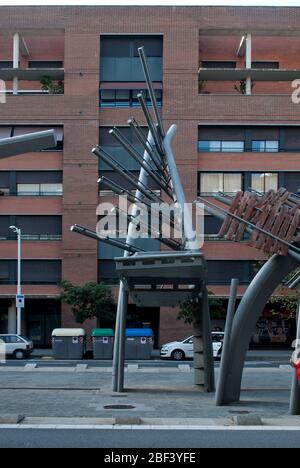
0 61 13 69
252 140 279 152
101 36 163 58
251 61 279 69
251 173 278 193
100 89 162 108
0 127 12 139
6 335 22 343
199 173 242 195
17 183 63 196
206 260 256 285
201 61 236 69
28 61 63 68
198 140 244 152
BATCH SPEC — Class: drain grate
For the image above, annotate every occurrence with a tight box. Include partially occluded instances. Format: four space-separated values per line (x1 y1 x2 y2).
104 404 135 410
228 410 250 415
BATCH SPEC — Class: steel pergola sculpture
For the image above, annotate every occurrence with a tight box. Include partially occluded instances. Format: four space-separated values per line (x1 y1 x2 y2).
199 189 300 408
72 47 215 393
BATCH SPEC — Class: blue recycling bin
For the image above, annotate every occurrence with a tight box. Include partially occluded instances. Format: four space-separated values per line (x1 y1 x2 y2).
125 328 154 359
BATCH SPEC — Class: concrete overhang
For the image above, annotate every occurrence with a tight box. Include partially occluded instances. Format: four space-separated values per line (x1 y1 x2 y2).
0 29 64 37
199 29 300 37
198 68 300 81
0 68 64 81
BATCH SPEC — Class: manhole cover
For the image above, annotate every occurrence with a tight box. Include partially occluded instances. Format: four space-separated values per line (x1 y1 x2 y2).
104 404 135 410
228 411 250 415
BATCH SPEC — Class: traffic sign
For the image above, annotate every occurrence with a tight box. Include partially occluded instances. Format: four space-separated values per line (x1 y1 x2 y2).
16 294 25 308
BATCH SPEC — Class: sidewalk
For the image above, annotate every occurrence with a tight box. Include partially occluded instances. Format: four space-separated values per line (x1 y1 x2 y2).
0 364 297 426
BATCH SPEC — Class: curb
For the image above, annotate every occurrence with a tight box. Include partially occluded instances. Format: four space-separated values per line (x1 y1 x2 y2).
0 416 300 428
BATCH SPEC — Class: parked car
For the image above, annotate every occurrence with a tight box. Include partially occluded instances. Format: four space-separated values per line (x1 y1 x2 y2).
160 332 224 361
0 334 33 360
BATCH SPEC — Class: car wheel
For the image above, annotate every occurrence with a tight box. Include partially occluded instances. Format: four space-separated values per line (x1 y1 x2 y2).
171 349 185 361
13 350 26 360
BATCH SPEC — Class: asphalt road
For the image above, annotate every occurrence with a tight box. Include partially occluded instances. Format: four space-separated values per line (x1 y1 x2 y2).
0 428 299 448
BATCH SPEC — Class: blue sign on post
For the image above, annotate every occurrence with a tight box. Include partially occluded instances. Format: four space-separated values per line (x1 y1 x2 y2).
16 294 25 308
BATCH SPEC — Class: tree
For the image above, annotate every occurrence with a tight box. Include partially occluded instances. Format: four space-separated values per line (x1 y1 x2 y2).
234 79 255 95
177 293 226 324
60 281 115 325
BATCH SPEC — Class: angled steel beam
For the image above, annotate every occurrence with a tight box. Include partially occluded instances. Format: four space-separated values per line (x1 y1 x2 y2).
0 130 56 158
138 46 165 139
109 128 174 198
70 224 144 254
113 206 182 251
93 146 162 203
128 118 167 176
137 93 164 156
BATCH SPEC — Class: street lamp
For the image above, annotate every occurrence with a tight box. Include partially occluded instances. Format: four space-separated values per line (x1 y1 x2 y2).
9 225 22 335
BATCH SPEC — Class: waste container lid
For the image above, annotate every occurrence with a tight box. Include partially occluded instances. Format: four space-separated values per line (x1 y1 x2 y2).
52 328 86 337
126 328 153 337
92 328 114 337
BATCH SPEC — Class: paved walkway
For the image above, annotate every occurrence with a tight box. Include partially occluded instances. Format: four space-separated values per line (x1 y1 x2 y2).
0 365 298 424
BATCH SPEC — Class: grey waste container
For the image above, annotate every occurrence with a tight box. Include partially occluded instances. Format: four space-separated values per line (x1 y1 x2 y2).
51 328 86 360
92 328 114 359
125 328 154 360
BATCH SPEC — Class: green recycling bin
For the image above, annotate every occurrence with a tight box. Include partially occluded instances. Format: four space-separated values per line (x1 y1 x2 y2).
51 328 86 360
92 328 114 359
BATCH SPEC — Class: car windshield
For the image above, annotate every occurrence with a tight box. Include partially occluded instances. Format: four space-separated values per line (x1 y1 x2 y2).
20 336 30 342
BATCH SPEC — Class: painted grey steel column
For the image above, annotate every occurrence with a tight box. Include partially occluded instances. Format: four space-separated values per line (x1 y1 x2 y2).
245 33 252 95
112 131 155 393
201 285 215 392
222 253 299 404
290 302 300 415
164 125 214 390
216 278 239 406
13 33 19 96
163 125 197 250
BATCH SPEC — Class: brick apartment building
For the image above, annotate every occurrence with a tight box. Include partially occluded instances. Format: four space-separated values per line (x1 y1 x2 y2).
0 5 299 348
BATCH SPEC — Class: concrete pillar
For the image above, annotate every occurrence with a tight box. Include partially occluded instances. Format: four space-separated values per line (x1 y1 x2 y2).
13 33 19 96
8 300 16 334
245 33 252 95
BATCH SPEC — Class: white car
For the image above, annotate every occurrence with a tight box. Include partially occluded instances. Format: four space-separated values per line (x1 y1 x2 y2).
160 332 224 361
0 334 33 360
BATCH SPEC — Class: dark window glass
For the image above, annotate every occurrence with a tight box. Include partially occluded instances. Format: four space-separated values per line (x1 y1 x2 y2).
28 61 63 68
101 37 131 57
115 89 130 107
101 35 163 58
100 89 162 108
98 260 119 284
100 89 116 107
283 172 300 193
0 61 13 69
206 260 256 285
251 61 279 69
283 129 300 151
16 171 62 184
201 61 236 69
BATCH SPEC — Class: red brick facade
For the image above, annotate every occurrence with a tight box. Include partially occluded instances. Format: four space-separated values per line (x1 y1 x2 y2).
0 6 299 345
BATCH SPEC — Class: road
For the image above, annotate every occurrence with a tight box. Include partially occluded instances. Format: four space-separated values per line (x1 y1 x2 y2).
0 428 299 448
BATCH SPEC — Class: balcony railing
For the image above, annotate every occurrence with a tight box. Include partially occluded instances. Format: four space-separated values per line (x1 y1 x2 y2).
0 234 62 241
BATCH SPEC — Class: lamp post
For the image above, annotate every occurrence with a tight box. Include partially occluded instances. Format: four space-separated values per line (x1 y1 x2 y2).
9 225 22 335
